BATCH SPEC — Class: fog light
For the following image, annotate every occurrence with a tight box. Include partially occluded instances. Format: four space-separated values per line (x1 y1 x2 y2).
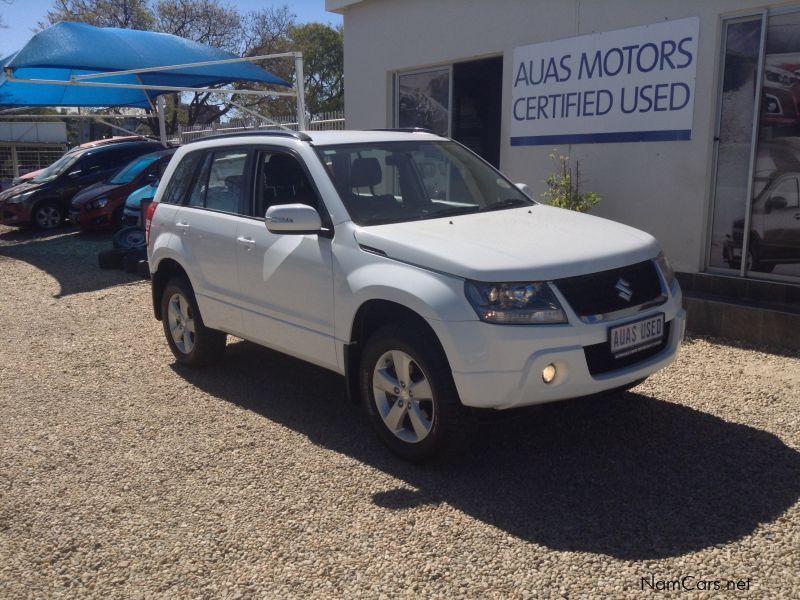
542 363 557 384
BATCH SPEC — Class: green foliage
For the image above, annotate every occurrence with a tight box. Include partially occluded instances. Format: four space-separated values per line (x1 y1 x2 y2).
290 23 343 119
542 152 601 213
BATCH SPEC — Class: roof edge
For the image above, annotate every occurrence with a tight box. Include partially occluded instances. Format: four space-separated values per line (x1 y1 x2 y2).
325 0 365 14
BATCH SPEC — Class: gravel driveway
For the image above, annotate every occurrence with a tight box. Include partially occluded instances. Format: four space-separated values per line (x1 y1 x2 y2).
1 225 798 599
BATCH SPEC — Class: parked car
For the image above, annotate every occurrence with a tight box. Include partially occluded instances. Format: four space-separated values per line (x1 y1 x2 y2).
724 169 800 272
122 180 159 228
147 130 685 461
70 148 175 231
11 136 152 187
0 140 162 230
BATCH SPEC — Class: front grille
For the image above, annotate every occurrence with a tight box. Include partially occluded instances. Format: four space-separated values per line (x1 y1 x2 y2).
584 321 671 376
554 260 664 318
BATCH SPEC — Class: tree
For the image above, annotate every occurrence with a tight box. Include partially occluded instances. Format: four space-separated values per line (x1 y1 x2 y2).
155 0 240 52
290 23 343 120
41 0 155 29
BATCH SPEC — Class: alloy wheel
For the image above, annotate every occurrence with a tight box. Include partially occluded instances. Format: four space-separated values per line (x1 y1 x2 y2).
167 292 196 354
372 350 435 444
35 205 61 229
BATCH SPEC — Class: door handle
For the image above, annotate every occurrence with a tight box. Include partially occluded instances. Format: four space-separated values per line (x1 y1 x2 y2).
236 235 256 250
175 221 190 234
794 213 800 220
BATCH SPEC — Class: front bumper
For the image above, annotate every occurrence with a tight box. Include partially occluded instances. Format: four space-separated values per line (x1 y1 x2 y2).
430 287 685 410
0 202 33 226
70 207 113 230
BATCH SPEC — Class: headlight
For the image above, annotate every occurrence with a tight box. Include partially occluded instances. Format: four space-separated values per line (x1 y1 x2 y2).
655 252 676 288
89 198 108 209
7 190 37 204
465 280 567 324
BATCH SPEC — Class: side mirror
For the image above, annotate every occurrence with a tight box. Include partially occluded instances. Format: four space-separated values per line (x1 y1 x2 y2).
515 182 532 196
765 196 788 213
265 203 322 234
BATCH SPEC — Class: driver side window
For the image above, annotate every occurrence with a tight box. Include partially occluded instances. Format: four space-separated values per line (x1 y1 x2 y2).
253 151 318 218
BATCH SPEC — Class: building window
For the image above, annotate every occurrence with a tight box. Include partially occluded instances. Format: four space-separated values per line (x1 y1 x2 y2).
710 8 800 282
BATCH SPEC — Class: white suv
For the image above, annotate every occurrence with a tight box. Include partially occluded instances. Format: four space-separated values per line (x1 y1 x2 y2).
147 130 684 461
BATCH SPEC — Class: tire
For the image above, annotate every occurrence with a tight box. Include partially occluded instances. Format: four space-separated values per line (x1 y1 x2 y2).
160 276 226 367
122 248 147 273
33 202 64 230
97 248 127 270
111 207 124 230
730 246 776 273
360 321 466 462
113 226 146 250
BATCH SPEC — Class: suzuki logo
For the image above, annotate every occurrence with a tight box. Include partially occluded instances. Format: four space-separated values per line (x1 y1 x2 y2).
615 277 633 302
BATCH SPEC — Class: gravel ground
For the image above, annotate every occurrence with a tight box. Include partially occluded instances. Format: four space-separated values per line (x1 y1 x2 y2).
0 225 799 599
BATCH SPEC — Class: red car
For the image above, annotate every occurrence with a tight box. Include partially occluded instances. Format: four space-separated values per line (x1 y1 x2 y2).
70 149 175 231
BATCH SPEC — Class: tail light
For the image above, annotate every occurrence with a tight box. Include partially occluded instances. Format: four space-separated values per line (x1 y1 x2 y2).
145 201 158 244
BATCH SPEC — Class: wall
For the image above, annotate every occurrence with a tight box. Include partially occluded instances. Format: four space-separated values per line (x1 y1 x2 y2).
0 122 67 144
336 0 773 273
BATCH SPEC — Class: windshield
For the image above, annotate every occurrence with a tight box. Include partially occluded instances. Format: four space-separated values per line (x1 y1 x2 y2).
315 140 533 226
32 153 80 184
109 154 159 185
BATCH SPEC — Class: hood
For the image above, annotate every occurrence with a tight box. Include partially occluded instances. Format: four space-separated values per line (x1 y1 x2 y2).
125 183 157 208
0 181 42 203
71 180 122 206
353 204 660 282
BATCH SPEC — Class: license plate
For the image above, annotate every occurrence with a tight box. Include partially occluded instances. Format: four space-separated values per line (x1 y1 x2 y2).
609 313 665 357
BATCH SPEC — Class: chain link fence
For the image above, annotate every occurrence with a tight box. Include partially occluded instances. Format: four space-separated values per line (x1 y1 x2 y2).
0 144 68 190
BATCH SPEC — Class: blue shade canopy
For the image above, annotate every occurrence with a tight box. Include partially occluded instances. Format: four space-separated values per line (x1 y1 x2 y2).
0 22 291 108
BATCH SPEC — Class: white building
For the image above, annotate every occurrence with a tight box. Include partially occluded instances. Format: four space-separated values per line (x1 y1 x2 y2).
328 0 800 348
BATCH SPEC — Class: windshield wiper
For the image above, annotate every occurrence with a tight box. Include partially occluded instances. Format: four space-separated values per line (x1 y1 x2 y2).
425 205 480 219
480 198 530 212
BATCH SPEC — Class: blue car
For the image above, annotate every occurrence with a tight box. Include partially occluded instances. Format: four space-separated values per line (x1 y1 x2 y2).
122 179 158 227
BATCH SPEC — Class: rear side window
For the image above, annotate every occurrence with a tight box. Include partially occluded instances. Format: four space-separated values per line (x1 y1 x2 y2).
162 151 204 205
186 149 248 214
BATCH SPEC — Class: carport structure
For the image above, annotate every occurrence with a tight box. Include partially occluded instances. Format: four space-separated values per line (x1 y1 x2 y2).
0 21 304 149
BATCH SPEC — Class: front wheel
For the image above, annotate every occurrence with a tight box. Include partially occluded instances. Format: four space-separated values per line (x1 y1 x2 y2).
33 202 64 230
360 322 465 462
160 277 226 366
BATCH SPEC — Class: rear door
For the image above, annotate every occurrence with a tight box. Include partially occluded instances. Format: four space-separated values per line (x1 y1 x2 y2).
234 147 337 370
172 147 251 335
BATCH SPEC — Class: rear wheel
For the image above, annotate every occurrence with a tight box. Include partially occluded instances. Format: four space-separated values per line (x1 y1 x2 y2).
160 277 226 366
33 202 64 230
360 322 465 462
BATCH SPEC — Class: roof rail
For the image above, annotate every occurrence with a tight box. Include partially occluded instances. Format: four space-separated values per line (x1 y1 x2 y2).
370 127 438 135
186 130 312 144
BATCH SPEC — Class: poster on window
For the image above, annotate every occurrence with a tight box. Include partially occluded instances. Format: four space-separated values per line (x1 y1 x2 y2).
397 68 450 136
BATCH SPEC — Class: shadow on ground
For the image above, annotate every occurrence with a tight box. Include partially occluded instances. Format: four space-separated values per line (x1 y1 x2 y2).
0 226 137 297
173 339 800 560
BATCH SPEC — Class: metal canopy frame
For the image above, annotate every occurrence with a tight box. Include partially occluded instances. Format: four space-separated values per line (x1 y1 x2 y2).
2 51 307 145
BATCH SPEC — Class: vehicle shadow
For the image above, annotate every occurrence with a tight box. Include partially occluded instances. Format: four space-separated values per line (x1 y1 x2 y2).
172 339 800 560
0 226 138 297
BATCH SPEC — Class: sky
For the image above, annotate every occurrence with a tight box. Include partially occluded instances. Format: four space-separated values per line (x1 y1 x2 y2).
0 0 341 56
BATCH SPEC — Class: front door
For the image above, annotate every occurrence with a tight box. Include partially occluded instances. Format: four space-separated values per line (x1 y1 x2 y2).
234 149 337 371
